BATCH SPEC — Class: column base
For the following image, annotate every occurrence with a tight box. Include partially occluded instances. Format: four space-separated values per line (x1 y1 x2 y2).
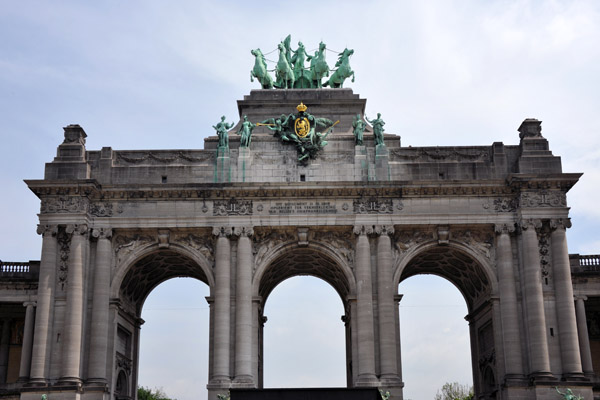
25 378 49 387
84 379 108 390
208 376 232 386
562 372 587 381
379 374 402 385
355 374 379 386
528 371 556 383
232 375 255 385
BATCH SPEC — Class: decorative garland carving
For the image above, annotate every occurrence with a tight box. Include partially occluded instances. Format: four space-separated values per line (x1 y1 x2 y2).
89 202 123 217
483 198 517 212
520 190 566 208
213 198 253 216
389 148 490 162
40 196 88 214
538 230 551 278
353 197 393 214
115 151 215 165
57 228 72 289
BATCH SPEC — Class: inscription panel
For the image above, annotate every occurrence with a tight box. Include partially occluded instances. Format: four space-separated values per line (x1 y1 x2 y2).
268 201 338 215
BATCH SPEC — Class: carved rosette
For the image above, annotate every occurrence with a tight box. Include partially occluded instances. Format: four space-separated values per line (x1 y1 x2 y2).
353 197 393 214
520 190 566 208
41 196 89 214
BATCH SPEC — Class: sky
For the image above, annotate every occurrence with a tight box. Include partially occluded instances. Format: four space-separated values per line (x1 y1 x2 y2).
1 1 599 399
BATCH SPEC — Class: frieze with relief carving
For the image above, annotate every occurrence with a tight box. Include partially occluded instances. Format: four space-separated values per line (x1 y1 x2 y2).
252 229 296 272
213 198 253 216
353 197 393 214
452 229 495 261
313 230 354 267
57 228 72 289
538 230 551 279
483 197 517 212
114 233 155 267
520 190 566 208
173 233 214 263
41 196 88 214
90 202 123 217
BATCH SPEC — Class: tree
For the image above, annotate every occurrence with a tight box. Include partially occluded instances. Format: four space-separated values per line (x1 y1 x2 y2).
434 382 474 400
137 386 175 400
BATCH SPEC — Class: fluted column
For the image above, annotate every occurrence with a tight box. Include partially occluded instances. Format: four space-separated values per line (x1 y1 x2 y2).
60 224 88 383
519 219 552 377
575 297 594 376
234 226 254 384
494 223 524 378
550 218 583 377
375 225 398 382
87 228 113 384
353 225 377 384
212 226 232 383
30 224 58 384
18 301 36 381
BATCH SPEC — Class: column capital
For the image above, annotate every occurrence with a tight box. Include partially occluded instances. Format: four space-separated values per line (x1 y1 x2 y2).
233 226 254 237
518 218 542 231
23 301 36 308
91 227 113 240
353 225 374 236
549 218 572 231
65 223 88 236
36 224 58 237
374 225 394 236
212 226 233 237
575 295 588 302
494 223 516 235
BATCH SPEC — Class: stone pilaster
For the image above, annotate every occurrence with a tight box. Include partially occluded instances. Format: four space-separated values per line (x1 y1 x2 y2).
0 319 11 383
549 218 583 378
519 219 553 378
353 225 377 385
494 223 525 379
60 223 88 384
375 225 399 383
87 228 113 385
211 226 232 384
29 224 58 385
574 297 594 377
233 226 254 385
18 302 36 381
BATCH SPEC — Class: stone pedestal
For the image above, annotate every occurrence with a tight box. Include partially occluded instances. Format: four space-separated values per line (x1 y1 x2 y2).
375 144 390 181
354 146 368 181
237 147 252 183
215 146 231 183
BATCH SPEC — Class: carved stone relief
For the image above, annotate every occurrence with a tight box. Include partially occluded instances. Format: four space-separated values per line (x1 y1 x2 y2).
57 228 72 289
353 197 393 214
114 233 155 268
252 229 296 272
115 151 215 165
213 198 253 216
483 197 517 212
41 196 88 214
90 202 123 217
173 233 214 263
538 230 551 279
520 190 566 208
313 230 354 267
452 228 495 262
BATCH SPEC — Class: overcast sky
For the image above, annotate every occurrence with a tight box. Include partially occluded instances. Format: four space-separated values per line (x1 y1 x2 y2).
1 1 599 400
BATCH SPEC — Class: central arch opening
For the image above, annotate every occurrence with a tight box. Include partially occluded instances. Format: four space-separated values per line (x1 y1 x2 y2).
256 244 354 388
263 276 346 388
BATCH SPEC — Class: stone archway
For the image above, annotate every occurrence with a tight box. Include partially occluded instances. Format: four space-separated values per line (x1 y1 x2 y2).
114 247 212 400
397 243 496 400
254 238 356 389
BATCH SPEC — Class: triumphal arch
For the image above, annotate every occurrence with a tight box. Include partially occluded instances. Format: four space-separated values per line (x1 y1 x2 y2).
2 38 599 400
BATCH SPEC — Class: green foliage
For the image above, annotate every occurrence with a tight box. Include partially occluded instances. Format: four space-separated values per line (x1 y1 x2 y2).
433 382 474 400
137 386 175 400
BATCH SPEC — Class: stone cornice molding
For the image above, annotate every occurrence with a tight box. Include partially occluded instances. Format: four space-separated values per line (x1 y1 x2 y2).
91 227 113 240
549 218 572 231
233 226 254 237
36 224 58 237
212 226 233 238
65 223 89 237
494 223 516 235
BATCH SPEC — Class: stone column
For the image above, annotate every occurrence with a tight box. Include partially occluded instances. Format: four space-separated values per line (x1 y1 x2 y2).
60 224 88 383
494 223 524 378
353 225 377 384
575 297 594 377
0 319 11 383
519 219 552 377
375 225 399 382
550 219 583 377
87 228 113 384
212 226 232 383
18 301 36 381
30 224 58 384
234 226 254 384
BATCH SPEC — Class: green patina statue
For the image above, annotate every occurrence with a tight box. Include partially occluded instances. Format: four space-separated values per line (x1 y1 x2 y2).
249 35 355 89
352 113 366 146
555 387 583 400
237 115 256 148
213 116 234 148
366 113 385 146
308 41 329 88
259 103 338 163
323 48 355 88
250 48 273 89
217 391 230 400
